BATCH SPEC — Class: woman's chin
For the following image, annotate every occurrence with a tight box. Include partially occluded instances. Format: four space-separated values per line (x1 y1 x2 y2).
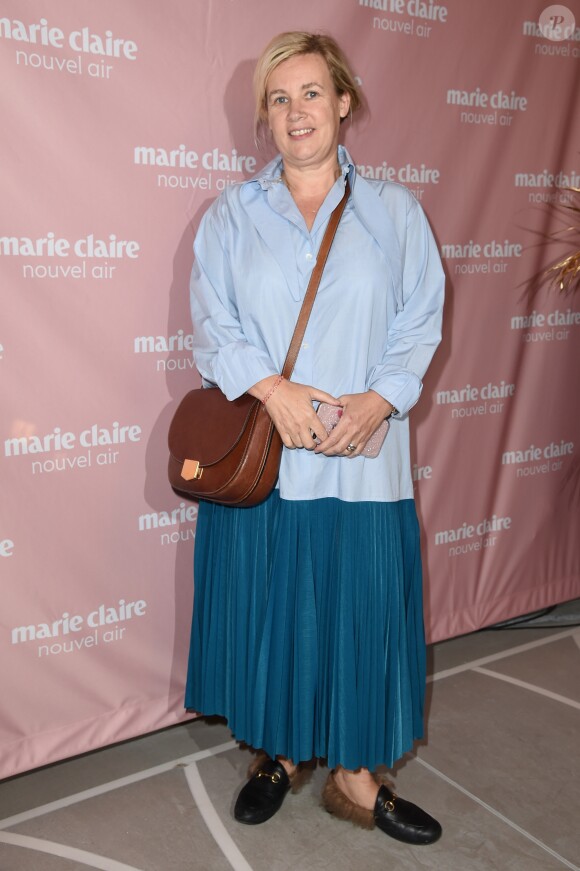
279 142 338 169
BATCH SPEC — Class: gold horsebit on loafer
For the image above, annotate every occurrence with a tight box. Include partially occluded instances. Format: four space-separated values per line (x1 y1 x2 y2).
255 768 282 784
383 792 397 812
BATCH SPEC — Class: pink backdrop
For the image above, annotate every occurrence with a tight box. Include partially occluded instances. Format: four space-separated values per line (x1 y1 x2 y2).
1 0 579 779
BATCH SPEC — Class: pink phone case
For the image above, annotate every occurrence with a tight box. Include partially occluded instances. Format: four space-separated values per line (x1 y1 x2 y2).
316 403 389 458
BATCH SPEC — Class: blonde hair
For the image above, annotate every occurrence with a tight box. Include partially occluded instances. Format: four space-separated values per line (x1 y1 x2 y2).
253 32 362 142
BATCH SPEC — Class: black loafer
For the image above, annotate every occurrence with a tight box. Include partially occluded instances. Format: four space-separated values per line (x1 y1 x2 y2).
374 784 442 845
234 758 292 825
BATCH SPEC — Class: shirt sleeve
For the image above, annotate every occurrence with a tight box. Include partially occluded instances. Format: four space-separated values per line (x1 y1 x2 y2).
189 197 279 400
367 191 445 417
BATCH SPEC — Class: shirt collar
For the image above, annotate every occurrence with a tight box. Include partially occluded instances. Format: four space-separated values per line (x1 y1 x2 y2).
245 145 356 191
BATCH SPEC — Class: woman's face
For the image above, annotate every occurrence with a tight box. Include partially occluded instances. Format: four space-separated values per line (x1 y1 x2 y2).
266 52 350 172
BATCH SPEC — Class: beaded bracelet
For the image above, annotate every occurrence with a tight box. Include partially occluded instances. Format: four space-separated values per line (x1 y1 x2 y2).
261 375 285 405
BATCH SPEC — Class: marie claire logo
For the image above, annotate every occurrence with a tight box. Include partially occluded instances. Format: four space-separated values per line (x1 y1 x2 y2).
358 0 448 40
436 380 515 419
0 17 138 79
134 330 196 373
1 537 14 557
446 87 527 127
138 502 198 546
510 308 580 343
10 598 147 658
413 462 432 482
514 169 579 204
357 160 439 201
134 145 257 193
441 238 522 277
523 7 580 57
0 233 140 281
4 421 142 475
502 439 573 478
435 514 512 557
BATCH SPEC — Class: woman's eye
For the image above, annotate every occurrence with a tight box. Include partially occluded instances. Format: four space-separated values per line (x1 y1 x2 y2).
306 91 319 99
273 96 287 104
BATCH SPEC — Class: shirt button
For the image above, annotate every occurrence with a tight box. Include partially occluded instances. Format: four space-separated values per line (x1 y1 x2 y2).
302 342 309 349
305 252 313 261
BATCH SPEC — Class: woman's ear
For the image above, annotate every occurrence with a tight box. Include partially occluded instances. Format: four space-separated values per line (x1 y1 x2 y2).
339 92 351 119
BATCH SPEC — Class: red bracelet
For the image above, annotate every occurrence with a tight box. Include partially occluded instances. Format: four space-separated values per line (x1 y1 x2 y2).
261 375 284 405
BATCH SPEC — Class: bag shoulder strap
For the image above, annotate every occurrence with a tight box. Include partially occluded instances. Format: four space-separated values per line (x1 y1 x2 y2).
281 178 350 381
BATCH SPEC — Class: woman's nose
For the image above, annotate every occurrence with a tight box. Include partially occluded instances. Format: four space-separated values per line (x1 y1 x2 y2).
287 101 306 120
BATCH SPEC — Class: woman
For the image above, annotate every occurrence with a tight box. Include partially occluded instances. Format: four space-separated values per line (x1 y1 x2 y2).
186 31 445 846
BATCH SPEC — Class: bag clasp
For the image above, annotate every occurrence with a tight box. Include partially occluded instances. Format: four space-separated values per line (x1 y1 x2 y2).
181 459 203 481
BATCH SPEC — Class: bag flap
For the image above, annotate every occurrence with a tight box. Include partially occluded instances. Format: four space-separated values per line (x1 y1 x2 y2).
168 388 261 466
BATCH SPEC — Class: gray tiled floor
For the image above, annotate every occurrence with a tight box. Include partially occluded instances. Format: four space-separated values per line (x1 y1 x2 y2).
1 601 579 871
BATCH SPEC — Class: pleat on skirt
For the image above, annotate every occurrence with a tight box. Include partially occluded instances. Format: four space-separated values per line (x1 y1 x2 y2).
185 490 426 772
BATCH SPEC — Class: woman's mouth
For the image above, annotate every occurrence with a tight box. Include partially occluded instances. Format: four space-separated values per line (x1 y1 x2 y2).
289 128 314 137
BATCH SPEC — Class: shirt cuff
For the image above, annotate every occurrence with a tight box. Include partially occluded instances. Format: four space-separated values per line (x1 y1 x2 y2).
367 371 423 419
211 343 279 401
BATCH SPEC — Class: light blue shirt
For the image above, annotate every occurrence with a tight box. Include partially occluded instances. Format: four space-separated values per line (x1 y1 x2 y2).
190 146 444 502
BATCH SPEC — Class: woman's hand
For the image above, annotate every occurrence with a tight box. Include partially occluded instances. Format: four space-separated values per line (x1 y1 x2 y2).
249 376 340 449
314 390 394 457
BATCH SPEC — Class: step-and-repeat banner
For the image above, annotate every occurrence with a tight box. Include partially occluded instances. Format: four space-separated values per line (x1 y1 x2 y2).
1 0 579 778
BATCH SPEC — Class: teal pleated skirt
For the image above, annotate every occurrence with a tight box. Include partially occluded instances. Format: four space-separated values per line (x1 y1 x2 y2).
185 490 426 771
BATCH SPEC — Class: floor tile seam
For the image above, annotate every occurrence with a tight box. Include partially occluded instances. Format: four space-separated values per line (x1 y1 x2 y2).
473 666 580 710
414 757 580 871
0 831 145 871
184 761 254 871
0 739 237 831
428 628 579 683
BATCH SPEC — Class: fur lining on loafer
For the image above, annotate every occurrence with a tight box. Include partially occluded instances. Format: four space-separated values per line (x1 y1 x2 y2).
322 770 442 845
321 770 375 830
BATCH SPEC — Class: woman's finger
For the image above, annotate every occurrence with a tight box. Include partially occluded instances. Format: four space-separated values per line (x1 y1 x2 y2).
316 421 370 456
309 387 341 405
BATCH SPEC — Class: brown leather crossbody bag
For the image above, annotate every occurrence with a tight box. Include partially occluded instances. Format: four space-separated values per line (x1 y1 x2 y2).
167 180 350 507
